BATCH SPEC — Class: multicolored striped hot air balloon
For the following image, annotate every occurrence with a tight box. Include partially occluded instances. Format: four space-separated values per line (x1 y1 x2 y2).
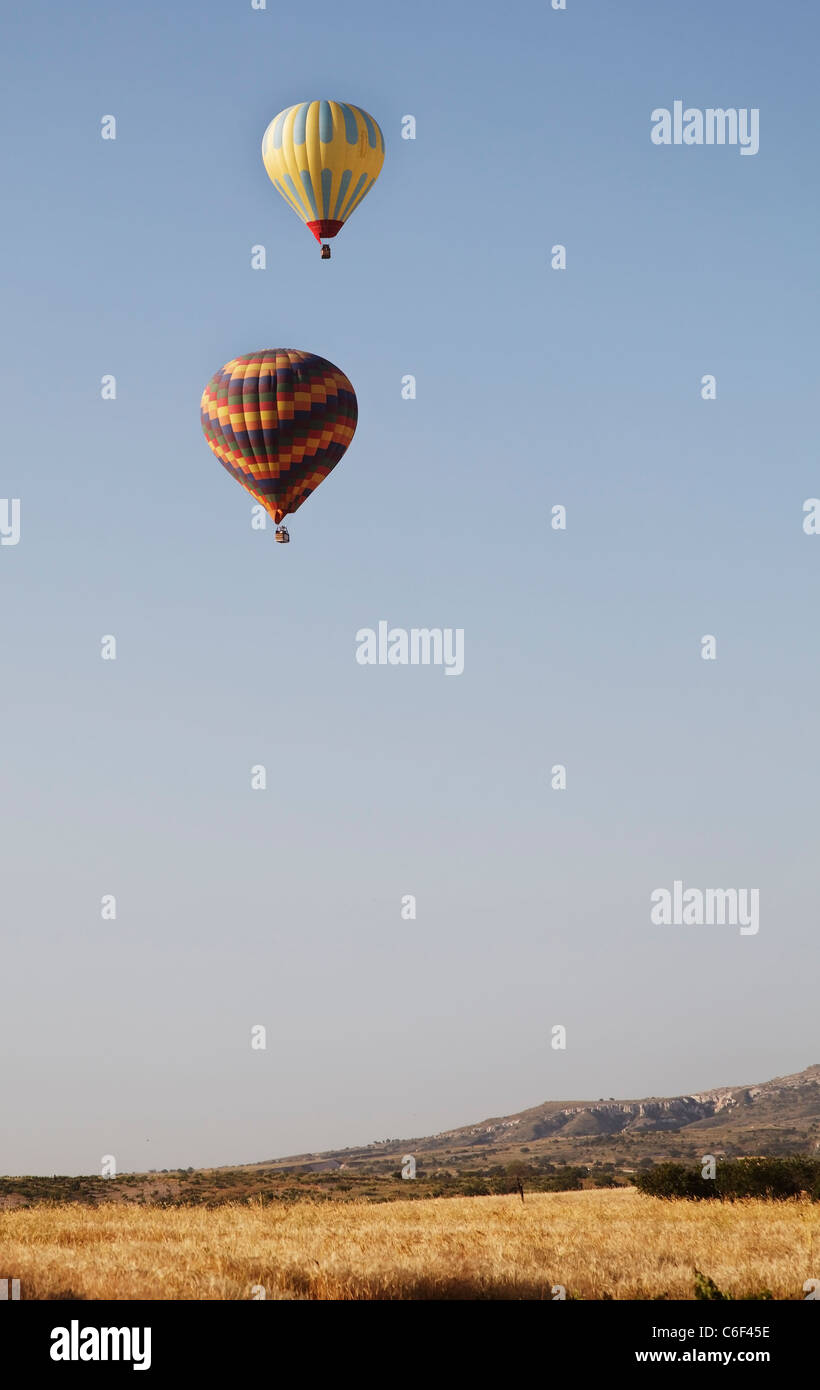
261 101 385 258
200 350 358 541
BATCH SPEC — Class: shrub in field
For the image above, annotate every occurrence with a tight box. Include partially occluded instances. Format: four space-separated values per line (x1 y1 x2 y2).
694 1269 730 1300
635 1164 716 1199
636 1156 820 1201
694 1270 773 1300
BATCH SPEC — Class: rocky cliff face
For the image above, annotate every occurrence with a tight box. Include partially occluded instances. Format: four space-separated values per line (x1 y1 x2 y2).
426 1065 820 1147
260 1065 820 1171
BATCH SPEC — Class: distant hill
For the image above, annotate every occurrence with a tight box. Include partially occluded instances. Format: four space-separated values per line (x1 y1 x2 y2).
254 1064 820 1175
2 1066 818 1210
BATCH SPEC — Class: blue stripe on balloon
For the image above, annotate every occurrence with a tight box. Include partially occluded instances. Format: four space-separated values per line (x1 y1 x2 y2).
360 110 378 148
282 171 305 211
271 107 292 150
274 178 298 211
321 168 333 217
318 101 334 143
338 172 367 220
332 169 352 219
339 104 360 144
299 170 318 217
292 102 310 145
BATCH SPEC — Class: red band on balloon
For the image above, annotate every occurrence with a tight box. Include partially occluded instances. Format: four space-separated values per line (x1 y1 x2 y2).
307 219 344 242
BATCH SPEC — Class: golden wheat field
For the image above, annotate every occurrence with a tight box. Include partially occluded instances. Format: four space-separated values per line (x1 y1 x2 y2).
2 1188 818 1300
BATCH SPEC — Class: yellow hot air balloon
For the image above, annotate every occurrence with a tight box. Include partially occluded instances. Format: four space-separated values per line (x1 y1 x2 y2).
262 101 385 258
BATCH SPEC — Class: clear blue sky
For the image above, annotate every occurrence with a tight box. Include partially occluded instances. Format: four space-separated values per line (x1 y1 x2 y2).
2 0 818 1174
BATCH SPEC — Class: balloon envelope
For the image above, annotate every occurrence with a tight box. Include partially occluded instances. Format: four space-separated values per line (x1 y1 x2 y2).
261 101 384 244
200 350 358 523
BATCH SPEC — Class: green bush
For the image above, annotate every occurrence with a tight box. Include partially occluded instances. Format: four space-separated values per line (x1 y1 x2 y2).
636 1156 820 1202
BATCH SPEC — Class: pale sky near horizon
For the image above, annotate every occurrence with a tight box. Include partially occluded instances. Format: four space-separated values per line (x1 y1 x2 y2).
2 0 818 1175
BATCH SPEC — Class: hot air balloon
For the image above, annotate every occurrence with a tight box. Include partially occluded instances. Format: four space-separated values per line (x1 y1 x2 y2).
261 101 385 259
200 350 357 542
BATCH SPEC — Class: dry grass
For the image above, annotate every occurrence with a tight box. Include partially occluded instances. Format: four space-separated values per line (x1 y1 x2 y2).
1 1188 817 1300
